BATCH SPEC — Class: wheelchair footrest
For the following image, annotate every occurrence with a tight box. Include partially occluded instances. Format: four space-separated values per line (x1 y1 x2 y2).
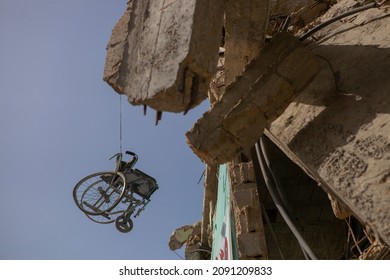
83 201 102 214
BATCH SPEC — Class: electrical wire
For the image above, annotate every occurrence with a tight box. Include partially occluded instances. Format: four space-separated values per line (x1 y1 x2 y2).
260 203 286 259
255 137 318 260
259 137 317 259
256 139 316 259
299 1 379 41
259 141 294 218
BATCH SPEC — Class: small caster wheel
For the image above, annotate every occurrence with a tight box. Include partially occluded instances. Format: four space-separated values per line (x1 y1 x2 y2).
115 215 133 233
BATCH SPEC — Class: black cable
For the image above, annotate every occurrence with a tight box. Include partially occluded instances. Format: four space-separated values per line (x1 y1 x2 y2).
299 2 379 41
255 138 318 260
261 203 286 259
259 138 294 218
259 138 317 260
256 139 310 260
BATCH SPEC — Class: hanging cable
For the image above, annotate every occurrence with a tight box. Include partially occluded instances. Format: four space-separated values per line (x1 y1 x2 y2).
258 137 316 259
260 203 286 259
259 141 294 218
119 94 123 154
255 137 318 260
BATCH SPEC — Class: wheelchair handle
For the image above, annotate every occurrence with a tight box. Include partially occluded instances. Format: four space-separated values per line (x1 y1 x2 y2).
126 151 137 157
109 153 123 172
125 151 138 168
109 152 122 161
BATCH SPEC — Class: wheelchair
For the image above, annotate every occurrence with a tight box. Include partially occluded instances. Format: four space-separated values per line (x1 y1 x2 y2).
73 151 158 233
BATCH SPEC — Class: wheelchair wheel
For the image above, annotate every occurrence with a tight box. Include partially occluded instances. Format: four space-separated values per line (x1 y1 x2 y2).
84 213 115 224
115 214 133 233
73 171 126 215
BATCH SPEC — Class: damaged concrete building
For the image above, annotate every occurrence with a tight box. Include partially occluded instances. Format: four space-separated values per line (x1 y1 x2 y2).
104 0 390 259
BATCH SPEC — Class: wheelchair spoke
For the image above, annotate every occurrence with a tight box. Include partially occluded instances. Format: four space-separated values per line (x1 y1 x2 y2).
73 171 126 215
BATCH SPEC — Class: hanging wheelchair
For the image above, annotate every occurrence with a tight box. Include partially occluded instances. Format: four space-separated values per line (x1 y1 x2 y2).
73 151 158 233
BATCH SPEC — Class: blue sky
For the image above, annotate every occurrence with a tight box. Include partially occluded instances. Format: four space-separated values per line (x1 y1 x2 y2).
0 0 208 259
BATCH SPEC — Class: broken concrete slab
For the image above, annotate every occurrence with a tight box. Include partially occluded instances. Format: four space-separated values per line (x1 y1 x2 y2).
186 32 320 164
168 221 201 251
224 0 270 84
208 0 271 106
265 3 390 246
104 0 225 113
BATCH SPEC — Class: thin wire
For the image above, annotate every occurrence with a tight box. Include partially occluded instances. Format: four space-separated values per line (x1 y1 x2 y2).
197 170 206 184
172 250 184 260
345 217 363 255
119 94 123 154
260 139 294 217
259 138 317 260
299 2 379 41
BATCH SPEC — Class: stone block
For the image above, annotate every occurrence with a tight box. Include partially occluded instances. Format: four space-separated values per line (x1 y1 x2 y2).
240 162 256 183
233 185 258 209
237 206 263 234
237 232 266 258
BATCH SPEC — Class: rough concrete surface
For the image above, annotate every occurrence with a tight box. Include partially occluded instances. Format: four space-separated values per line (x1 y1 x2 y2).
266 1 390 245
186 32 320 164
104 0 225 113
224 0 270 84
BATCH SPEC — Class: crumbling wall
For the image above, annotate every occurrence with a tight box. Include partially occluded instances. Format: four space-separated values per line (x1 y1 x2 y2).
199 0 271 260
265 0 390 246
229 160 268 259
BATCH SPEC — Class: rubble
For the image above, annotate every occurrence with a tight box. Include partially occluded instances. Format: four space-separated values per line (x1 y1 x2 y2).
168 222 201 251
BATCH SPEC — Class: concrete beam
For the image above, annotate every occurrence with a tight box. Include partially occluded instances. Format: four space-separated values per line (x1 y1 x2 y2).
186 32 320 164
